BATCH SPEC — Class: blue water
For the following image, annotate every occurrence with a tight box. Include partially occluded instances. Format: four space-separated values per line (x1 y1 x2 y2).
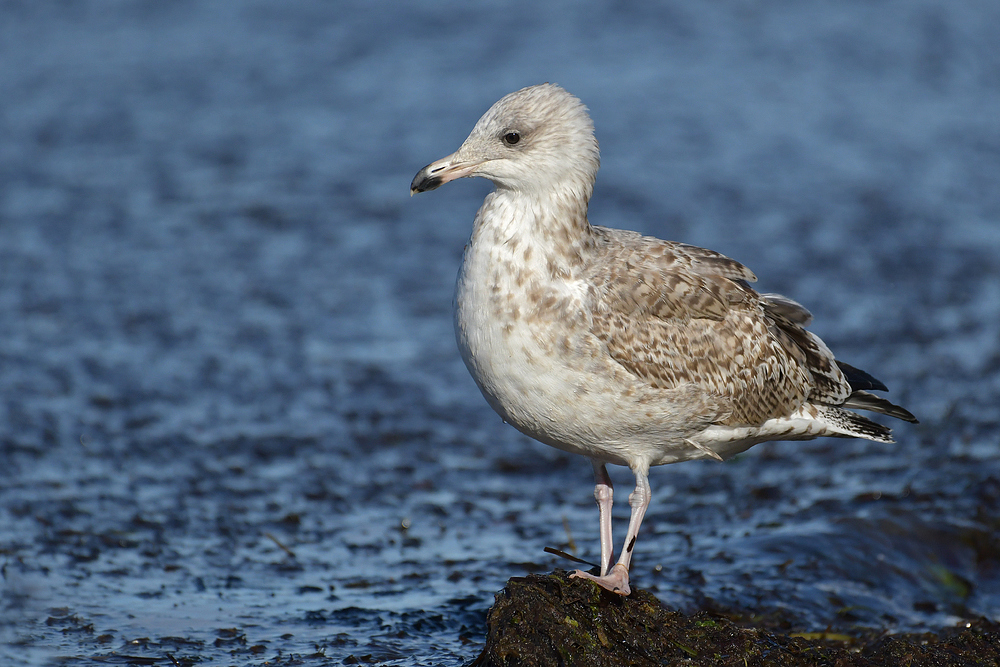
2 2 1000 664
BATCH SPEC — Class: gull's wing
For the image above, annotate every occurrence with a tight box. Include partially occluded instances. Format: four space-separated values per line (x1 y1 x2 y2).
586 227 851 426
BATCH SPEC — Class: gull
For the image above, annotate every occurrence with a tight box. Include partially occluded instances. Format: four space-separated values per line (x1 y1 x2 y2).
410 83 917 596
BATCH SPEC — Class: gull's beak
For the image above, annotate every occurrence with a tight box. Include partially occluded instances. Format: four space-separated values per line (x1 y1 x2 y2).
410 152 482 195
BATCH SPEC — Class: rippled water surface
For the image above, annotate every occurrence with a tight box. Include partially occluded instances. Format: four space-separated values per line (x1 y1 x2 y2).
2 2 1000 665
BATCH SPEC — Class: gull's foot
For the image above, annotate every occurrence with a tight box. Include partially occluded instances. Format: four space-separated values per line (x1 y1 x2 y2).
570 563 630 596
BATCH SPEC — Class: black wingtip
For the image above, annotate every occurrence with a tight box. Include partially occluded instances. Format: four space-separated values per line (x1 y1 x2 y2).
837 360 889 392
844 390 919 423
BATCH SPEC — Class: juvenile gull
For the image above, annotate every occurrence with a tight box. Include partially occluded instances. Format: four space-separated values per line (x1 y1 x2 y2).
411 84 917 596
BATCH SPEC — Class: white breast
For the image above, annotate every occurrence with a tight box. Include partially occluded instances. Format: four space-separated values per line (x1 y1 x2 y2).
452 194 708 468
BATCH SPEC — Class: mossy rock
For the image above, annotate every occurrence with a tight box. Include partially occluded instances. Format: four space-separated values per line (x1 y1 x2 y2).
471 570 1000 666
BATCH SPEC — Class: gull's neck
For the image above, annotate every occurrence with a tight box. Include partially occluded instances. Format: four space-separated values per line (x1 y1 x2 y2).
471 185 595 279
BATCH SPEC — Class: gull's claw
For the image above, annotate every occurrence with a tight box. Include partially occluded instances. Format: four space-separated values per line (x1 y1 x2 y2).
570 563 631 596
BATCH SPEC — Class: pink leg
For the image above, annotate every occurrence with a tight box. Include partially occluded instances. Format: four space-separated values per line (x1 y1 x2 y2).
571 466 650 596
590 461 614 575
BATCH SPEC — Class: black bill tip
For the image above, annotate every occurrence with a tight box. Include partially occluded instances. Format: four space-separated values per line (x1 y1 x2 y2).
410 166 443 194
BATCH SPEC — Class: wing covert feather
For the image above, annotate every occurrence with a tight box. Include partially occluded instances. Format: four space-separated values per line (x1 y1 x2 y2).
586 227 848 425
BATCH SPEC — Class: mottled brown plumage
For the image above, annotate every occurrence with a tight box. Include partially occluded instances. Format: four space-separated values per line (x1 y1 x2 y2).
585 227 815 426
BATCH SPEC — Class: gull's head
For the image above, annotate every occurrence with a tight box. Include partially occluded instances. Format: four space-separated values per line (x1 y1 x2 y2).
410 83 600 198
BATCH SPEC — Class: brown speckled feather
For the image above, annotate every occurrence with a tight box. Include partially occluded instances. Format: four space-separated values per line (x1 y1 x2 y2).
586 226 849 426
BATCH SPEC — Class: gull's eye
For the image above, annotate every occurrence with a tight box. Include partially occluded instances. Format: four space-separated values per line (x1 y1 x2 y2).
503 131 521 146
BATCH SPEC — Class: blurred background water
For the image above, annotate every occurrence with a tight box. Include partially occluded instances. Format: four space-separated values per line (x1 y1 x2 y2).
1 1 999 665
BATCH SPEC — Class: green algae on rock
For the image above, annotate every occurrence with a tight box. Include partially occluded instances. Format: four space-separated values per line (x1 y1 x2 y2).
471 571 1000 666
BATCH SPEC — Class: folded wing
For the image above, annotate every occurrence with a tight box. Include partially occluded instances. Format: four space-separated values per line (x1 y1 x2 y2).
586 227 916 429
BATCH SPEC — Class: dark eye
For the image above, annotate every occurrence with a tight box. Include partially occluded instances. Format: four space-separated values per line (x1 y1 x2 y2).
503 131 521 145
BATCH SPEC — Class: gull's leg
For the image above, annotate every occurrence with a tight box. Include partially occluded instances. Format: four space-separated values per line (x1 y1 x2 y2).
593 461 614 576
571 465 650 596
570 460 614 576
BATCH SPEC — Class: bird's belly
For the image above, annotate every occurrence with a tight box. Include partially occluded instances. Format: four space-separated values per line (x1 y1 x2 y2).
453 264 603 444
457 315 616 458
454 267 703 467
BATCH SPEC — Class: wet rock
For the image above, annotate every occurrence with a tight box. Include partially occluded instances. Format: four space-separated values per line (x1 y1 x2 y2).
471 571 1000 666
